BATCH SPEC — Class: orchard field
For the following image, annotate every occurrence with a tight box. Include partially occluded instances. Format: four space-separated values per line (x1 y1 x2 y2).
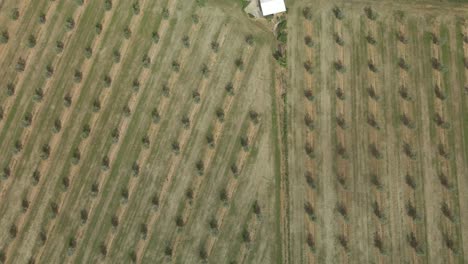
285 0 468 263
0 0 467 264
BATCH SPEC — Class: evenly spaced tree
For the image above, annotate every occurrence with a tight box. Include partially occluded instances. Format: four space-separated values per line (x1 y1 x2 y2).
175 215 184 227
334 33 344 46
402 141 417 159
211 41 219 52
102 156 110 171
91 182 99 196
132 2 140 15
151 193 159 208
152 31 160 43
234 58 244 71
438 172 452 190
369 143 382 159
336 202 348 220
80 209 88 224
123 104 132 116
16 57 26 72
40 144 51 160
121 187 129 202
429 32 439 45
27 34 36 48
196 160 204 175
95 22 103 34
370 173 383 190
302 7 312 20
65 17 75 31
71 147 81 165
441 201 454 222
304 35 314 47
407 231 423 254
304 202 316 221
366 33 377 45
32 170 41 185
304 60 313 74
10 223 18 238
132 161 140 177
100 242 108 256
21 198 29 212
0 30 9 44
400 113 415 129
372 200 384 220
443 233 458 253
374 232 385 253
140 223 148 239
364 6 379 20
53 118 62 133
39 229 47 245
399 85 412 101
123 26 132 39
438 143 450 159
431 57 444 71
206 131 215 148
434 84 447 100
304 89 314 101
242 228 251 243
162 8 170 19
240 136 249 151
336 115 347 129
171 60 180 72
2 166 11 180
104 74 112 87
304 171 316 189
171 140 180 154
112 49 121 63
307 233 315 252
6 82 15 96
335 87 345 100
11 8 20 20
164 244 173 257
215 108 225 122
81 124 91 139
334 60 345 72
62 176 70 190
181 115 190 129
14 139 23 154
245 34 254 45
368 60 378 72
398 57 410 70
104 0 113 11
332 6 344 20
337 234 349 251
406 200 418 220
92 99 101 112
209 217 218 231
367 112 380 130
405 173 416 189
201 63 209 77
305 142 315 159
219 188 229 203
182 35 190 48
55 40 64 53
304 114 314 131
23 112 33 127
111 215 119 228
397 30 408 44
50 201 59 218
199 245 208 261
111 128 120 143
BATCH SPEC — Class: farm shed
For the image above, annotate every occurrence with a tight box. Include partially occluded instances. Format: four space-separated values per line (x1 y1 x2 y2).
259 0 286 16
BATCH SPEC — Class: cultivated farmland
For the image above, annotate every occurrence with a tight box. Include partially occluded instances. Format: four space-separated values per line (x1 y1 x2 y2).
0 0 467 264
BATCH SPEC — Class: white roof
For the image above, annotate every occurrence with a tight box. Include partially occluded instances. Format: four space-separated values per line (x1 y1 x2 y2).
260 0 286 16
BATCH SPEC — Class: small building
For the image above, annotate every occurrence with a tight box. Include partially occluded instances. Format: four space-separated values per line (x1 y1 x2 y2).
259 0 286 16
